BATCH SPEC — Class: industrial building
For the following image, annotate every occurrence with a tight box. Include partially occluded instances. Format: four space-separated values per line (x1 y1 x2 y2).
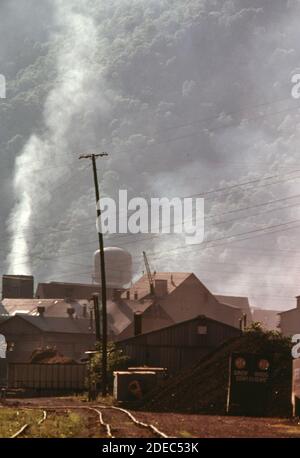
2 247 133 303
2 275 34 299
35 282 103 300
0 313 95 362
0 246 256 368
117 315 241 373
120 272 250 337
278 296 300 336
214 295 252 324
251 307 280 331
0 297 93 319
0 270 253 341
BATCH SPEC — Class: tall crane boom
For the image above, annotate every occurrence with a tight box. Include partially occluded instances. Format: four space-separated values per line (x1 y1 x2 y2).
143 251 155 295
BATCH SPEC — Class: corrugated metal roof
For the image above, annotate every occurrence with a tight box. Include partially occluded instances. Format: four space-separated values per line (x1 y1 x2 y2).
0 314 94 334
215 295 250 310
107 299 153 335
118 314 240 344
2 298 71 316
123 272 193 299
214 295 252 321
35 282 102 299
2 297 153 336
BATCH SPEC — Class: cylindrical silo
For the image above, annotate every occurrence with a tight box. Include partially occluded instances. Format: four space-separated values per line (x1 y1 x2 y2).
94 247 132 288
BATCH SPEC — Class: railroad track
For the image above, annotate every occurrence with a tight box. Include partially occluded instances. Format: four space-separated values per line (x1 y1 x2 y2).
9 404 168 439
95 404 168 438
10 410 47 438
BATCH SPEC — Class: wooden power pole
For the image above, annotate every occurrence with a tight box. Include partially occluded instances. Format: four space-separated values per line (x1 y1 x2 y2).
79 152 108 397
92 293 101 342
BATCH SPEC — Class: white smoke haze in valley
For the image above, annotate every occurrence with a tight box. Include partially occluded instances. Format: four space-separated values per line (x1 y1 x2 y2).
6 0 112 275
2 0 300 310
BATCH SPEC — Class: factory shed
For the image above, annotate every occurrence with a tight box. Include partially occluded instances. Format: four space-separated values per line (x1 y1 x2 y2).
122 272 246 332
0 314 95 363
117 315 241 374
123 272 244 329
2 298 75 316
108 298 155 336
2 275 34 299
113 301 174 341
35 282 106 300
0 296 169 340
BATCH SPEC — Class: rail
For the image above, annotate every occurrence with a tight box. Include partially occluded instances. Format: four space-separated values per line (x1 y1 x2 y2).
9 404 168 438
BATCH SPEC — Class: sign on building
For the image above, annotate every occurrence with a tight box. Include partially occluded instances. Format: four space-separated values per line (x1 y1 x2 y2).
227 352 272 416
292 358 300 416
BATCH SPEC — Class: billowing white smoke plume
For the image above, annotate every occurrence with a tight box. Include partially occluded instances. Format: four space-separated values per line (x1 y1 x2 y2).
7 0 107 274
4 0 300 310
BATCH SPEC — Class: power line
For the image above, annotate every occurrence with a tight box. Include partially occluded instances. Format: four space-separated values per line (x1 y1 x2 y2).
5 213 300 271
110 103 300 157
159 95 295 133
2 183 300 251
1 167 300 264
4 188 300 263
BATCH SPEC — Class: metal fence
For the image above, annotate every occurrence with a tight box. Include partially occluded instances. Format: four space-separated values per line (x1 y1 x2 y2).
8 363 87 391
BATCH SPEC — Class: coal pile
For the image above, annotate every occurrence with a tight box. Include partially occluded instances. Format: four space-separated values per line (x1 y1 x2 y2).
29 347 76 364
143 327 292 417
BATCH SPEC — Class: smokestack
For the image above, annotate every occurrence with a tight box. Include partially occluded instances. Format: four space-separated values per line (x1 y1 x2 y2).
67 306 75 318
134 311 142 336
296 296 300 309
37 305 45 317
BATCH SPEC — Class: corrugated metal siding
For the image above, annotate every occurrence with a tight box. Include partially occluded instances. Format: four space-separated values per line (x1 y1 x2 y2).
118 316 240 373
0 360 7 387
8 363 87 390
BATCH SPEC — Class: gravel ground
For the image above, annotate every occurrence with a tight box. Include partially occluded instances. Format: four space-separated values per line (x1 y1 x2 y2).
132 411 300 438
2 397 300 438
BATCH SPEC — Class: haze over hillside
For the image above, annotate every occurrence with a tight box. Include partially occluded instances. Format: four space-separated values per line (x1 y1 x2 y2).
0 0 300 311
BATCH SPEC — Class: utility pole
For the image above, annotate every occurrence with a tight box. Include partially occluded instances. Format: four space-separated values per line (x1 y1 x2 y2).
92 293 101 342
79 152 108 397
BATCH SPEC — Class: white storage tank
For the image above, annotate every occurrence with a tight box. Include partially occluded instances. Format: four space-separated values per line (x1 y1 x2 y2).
94 247 132 288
